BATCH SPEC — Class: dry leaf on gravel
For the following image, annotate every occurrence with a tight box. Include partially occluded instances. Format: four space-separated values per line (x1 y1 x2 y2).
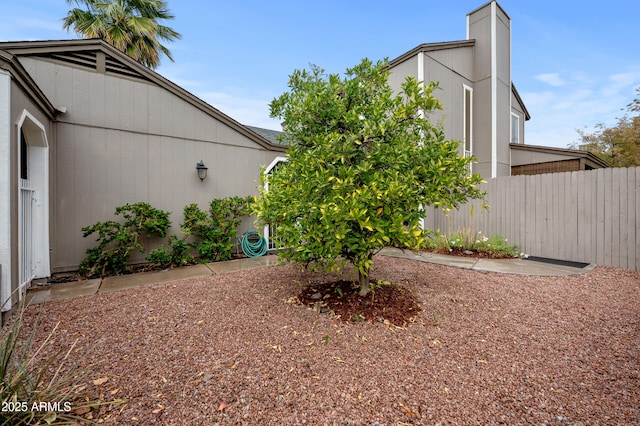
92 377 108 386
18 257 640 424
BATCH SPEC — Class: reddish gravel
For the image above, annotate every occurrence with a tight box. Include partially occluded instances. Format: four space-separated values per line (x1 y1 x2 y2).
18 256 640 425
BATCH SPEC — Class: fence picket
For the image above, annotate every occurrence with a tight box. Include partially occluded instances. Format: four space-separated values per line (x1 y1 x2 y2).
629 167 637 270
427 167 640 270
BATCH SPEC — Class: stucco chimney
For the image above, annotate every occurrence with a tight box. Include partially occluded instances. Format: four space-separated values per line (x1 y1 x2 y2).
467 1 512 178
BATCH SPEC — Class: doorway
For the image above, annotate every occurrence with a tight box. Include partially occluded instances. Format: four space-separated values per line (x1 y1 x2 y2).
17 110 49 297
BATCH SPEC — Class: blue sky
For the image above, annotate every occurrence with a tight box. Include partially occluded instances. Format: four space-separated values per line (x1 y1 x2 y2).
1 0 639 148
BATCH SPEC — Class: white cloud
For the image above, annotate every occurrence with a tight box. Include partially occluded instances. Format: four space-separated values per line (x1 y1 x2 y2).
201 90 281 130
600 71 640 98
157 62 281 130
534 73 567 87
522 70 640 148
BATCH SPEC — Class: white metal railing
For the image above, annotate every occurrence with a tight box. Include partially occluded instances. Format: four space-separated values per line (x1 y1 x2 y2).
464 149 472 175
19 178 35 295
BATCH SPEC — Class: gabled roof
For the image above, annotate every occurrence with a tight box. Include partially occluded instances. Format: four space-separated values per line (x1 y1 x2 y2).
388 40 476 69
510 143 610 168
0 39 286 152
0 48 56 119
512 83 531 121
245 125 283 145
387 38 531 122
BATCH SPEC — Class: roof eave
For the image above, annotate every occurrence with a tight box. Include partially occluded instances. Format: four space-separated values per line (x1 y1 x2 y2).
388 40 476 69
510 143 611 168
0 48 56 119
511 83 531 121
1 39 286 152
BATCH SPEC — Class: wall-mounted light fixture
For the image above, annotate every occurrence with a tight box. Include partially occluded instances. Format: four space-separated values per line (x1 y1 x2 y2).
196 160 208 182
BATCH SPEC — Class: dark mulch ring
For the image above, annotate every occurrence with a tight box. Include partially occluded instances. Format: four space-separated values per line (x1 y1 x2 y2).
298 280 422 327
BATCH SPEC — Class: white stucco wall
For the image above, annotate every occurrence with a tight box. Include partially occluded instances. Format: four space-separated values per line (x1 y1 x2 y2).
0 70 12 311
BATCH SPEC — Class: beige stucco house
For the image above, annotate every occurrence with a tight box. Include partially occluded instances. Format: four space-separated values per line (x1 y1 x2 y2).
0 39 286 311
387 0 607 179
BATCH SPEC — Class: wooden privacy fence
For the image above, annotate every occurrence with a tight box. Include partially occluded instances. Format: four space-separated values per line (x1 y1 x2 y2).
429 167 639 271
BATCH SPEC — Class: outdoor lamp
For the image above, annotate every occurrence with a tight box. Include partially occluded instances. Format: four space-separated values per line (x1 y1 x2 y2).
196 160 208 181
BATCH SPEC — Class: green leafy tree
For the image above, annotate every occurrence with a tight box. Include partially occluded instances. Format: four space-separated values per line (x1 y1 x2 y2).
570 87 640 167
63 0 181 69
254 58 485 296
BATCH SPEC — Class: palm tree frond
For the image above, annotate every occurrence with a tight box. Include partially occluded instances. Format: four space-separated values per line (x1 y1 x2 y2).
62 0 181 69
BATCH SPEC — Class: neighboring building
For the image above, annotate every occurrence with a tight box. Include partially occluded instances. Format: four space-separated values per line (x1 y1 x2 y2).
386 0 607 179
0 39 285 311
510 144 610 175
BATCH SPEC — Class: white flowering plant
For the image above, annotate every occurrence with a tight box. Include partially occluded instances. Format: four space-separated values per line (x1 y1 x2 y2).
424 228 524 258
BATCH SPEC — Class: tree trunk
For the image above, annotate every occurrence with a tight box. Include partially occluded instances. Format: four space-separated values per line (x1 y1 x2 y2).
358 271 370 296
357 253 373 296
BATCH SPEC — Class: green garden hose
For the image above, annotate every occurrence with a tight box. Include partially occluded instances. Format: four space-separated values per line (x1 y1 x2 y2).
240 230 268 258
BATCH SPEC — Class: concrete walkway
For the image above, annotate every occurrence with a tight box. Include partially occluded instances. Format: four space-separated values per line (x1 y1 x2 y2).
27 250 595 305
27 255 280 305
379 247 596 276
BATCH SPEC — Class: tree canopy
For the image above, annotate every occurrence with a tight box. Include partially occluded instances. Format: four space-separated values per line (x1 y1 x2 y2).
63 0 181 69
570 87 640 167
254 58 485 295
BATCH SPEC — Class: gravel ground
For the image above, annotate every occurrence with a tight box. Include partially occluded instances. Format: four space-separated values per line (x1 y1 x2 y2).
20 256 640 425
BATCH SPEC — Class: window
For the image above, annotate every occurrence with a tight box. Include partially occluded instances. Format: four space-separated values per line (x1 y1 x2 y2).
463 86 472 155
463 85 473 174
511 113 520 144
20 129 28 180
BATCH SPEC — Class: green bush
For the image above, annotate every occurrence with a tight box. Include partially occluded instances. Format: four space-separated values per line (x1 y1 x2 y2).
80 197 252 277
167 235 195 266
79 202 171 278
181 197 252 262
145 245 172 269
146 235 195 268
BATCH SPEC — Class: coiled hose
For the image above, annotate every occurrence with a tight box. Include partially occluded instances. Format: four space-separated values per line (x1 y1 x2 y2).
240 230 268 258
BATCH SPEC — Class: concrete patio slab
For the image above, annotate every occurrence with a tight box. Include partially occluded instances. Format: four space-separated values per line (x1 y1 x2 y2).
417 251 480 269
26 256 283 304
379 247 594 276
99 264 213 293
205 255 280 274
27 278 101 304
472 258 596 276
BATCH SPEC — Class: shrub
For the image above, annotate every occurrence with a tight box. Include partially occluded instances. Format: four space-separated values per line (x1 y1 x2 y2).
145 245 172 269
79 202 171 278
181 197 252 262
426 228 522 258
167 235 195 266
474 232 520 258
146 235 195 268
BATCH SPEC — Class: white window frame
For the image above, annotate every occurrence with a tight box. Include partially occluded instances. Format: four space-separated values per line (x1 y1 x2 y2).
511 112 521 144
463 84 473 174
